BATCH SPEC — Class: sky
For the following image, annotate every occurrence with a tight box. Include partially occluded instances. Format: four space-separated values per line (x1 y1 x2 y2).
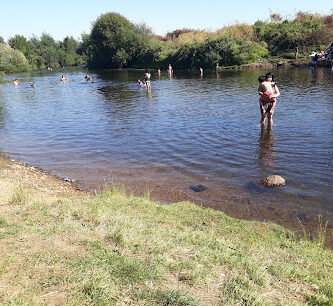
0 0 332 42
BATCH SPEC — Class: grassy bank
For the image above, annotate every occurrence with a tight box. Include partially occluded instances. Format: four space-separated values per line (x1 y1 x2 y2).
0 183 332 305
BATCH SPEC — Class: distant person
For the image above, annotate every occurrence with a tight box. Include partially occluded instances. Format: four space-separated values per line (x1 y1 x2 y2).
29 81 36 88
294 46 299 60
200 67 203 77
60 75 68 82
312 53 319 65
13 79 19 87
157 68 161 78
137 79 146 87
215 63 220 73
167 64 173 76
144 69 151 90
258 73 280 125
84 74 93 82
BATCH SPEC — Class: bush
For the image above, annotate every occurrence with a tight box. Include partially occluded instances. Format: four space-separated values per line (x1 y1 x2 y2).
171 36 268 69
0 43 30 73
254 18 330 53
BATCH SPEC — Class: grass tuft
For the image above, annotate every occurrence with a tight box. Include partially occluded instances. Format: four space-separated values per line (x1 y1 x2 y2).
9 185 30 205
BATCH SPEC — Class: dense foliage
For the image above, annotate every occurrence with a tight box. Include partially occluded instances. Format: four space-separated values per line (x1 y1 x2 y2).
4 33 84 72
171 37 269 68
87 13 161 68
86 11 332 69
0 43 29 74
254 19 327 54
1 10 332 75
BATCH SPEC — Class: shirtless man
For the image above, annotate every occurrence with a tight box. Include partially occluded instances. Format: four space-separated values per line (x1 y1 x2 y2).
258 72 280 125
13 79 20 87
60 75 68 82
84 74 92 82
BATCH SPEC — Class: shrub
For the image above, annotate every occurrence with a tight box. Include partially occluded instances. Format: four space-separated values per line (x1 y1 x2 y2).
0 43 29 73
171 36 268 68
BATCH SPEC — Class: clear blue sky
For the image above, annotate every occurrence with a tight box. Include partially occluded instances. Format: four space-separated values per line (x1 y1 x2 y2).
0 0 332 41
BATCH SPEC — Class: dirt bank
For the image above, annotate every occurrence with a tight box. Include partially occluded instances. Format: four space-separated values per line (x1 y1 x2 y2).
0 155 87 209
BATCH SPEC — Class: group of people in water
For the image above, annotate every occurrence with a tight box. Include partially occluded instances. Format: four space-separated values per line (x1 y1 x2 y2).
13 73 93 87
138 67 280 125
13 68 281 126
61 73 93 82
13 79 36 87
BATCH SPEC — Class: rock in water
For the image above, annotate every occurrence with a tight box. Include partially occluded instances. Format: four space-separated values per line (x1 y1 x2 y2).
190 185 208 192
262 175 286 187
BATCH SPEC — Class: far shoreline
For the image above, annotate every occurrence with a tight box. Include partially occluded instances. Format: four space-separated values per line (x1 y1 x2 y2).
1 57 332 80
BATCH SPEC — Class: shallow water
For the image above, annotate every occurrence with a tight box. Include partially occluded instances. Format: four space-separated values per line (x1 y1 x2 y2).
1 67 332 243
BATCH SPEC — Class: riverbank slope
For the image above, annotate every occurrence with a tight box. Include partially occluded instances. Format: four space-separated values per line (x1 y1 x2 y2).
0 156 332 304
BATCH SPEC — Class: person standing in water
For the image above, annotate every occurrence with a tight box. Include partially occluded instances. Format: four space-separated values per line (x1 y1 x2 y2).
144 69 151 90
13 79 20 87
258 72 280 125
215 63 220 73
167 64 173 76
157 68 161 79
294 46 299 60
200 67 203 77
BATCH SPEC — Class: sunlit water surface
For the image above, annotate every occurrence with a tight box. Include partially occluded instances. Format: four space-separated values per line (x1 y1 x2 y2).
1 68 332 243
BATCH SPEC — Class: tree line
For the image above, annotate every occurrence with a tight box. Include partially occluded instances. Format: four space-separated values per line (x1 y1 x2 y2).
0 34 85 76
1 11 332 76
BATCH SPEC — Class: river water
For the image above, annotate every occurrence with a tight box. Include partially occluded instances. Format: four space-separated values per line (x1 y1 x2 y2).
0 67 332 243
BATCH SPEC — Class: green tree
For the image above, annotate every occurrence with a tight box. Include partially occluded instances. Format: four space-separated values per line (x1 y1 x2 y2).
61 36 79 54
254 19 325 52
171 36 268 68
88 12 156 68
8 35 30 55
0 43 29 73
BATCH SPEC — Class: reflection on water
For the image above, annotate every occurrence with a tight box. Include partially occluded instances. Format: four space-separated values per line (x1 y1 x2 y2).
257 125 275 167
0 67 332 245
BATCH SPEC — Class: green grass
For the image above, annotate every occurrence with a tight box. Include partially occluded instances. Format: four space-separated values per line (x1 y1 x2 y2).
0 186 332 305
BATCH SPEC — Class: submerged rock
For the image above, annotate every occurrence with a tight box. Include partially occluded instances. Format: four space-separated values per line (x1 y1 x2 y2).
261 175 286 187
190 185 208 192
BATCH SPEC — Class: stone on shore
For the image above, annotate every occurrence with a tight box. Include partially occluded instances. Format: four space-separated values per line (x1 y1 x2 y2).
261 175 285 187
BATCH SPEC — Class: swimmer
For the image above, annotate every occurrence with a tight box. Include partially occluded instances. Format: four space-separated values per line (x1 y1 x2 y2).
13 79 20 87
60 75 68 82
29 81 36 88
138 79 146 87
84 74 93 82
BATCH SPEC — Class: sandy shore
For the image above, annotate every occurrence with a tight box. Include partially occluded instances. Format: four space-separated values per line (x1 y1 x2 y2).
0 155 87 208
